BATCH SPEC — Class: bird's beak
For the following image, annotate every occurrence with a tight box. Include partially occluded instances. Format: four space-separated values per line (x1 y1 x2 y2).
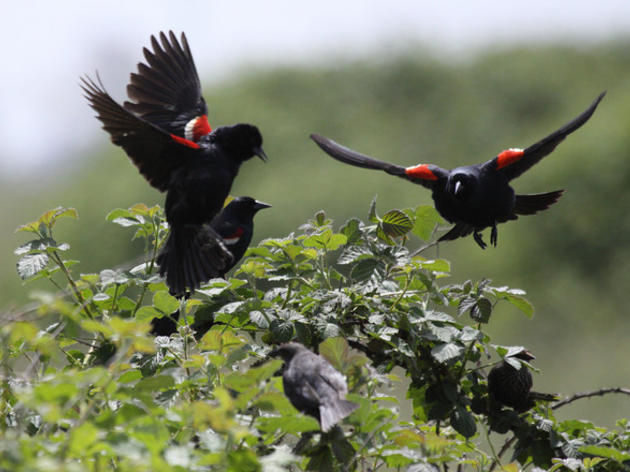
454 181 462 196
254 200 272 211
254 146 268 162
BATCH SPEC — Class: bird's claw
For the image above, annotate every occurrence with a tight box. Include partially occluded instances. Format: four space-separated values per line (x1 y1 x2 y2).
473 232 487 250
490 225 498 247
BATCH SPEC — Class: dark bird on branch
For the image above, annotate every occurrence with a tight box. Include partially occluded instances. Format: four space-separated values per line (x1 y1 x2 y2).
311 92 605 249
488 350 556 412
151 196 271 336
271 343 359 432
81 31 267 295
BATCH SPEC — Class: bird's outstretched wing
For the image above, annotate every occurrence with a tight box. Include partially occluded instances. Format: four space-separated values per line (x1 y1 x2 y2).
81 74 200 191
486 92 605 181
124 31 211 141
310 133 447 190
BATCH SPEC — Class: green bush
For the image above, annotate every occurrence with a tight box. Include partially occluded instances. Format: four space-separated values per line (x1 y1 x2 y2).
4 202 630 471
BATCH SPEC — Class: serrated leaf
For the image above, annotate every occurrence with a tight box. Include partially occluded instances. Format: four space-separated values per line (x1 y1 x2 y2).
381 209 413 237
431 342 464 363
350 258 379 281
470 297 492 323
376 224 395 245
270 319 294 343
16 253 49 279
450 407 477 438
40 207 78 228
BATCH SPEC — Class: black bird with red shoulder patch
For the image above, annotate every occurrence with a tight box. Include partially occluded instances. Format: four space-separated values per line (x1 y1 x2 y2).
151 196 271 336
81 31 267 294
311 92 605 249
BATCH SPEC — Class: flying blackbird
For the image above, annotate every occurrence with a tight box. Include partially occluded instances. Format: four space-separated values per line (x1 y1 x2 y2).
81 31 267 294
151 196 271 336
271 343 359 432
487 350 556 412
311 92 605 249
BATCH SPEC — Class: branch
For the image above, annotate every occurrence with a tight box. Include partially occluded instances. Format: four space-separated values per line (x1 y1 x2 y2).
552 387 630 410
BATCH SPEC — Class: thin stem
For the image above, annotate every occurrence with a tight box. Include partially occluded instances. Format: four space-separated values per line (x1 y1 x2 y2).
489 435 517 472
49 250 95 319
552 387 630 410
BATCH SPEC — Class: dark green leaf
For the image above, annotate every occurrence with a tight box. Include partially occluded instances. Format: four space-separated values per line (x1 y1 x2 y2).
381 209 413 237
450 407 477 438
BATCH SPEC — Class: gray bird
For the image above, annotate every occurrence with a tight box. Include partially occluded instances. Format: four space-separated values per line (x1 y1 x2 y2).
271 342 359 432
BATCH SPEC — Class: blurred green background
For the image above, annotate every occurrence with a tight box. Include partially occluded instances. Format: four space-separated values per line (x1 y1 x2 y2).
3 44 629 425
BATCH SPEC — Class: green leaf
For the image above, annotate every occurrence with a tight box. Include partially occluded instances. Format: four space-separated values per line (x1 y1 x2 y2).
270 319 294 343
431 343 464 363
578 445 630 462
381 209 413 237
153 291 180 313
350 258 379 281
450 407 477 438
368 196 378 223
319 337 349 371
135 375 175 392
135 305 162 322
340 218 362 245
470 297 492 323
410 205 443 240
16 253 49 279
504 293 534 318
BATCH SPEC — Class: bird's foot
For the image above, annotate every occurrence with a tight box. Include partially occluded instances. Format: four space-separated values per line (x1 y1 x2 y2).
490 225 498 247
473 232 487 250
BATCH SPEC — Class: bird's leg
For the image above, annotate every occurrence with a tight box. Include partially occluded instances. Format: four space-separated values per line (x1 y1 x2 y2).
473 231 487 250
490 224 498 247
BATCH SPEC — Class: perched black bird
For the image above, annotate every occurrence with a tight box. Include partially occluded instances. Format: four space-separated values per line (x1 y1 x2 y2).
151 196 271 336
488 350 556 412
81 31 267 295
271 343 359 432
311 92 605 249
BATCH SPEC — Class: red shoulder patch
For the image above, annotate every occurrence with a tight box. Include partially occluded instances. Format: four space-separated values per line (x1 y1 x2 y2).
170 133 200 149
224 227 244 245
496 148 524 169
405 164 438 181
185 115 212 142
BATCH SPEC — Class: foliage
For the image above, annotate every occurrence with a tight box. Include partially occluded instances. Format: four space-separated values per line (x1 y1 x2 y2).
3 201 630 471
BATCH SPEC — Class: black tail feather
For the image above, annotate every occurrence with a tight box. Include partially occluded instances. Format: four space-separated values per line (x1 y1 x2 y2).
514 190 564 216
157 224 233 297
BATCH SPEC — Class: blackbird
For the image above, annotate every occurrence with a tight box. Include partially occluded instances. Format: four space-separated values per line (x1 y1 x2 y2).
151 196 271 336
311 92 605 248
81 31 267 294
